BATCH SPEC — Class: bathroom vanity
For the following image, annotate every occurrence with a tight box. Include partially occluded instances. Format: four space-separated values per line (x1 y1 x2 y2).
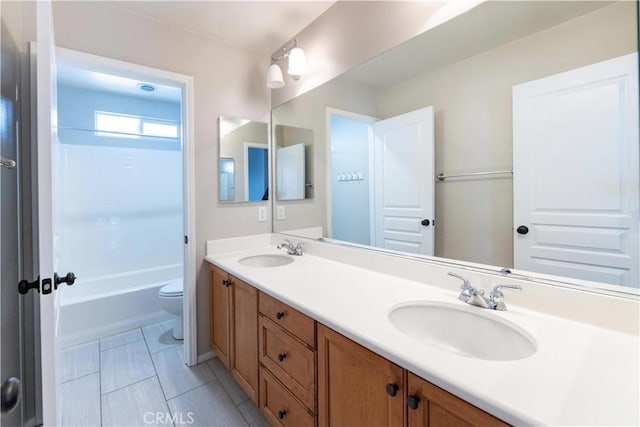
205 235 639 427
205 2 640 425
209 262 506 427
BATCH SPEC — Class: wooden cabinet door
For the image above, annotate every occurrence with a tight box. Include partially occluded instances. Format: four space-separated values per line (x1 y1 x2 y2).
407 373 508 427
230 275 259 404
318 325 404 427
210 265 231 368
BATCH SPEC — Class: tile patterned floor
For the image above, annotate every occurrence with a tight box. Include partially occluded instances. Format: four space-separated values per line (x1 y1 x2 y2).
61 320 268 427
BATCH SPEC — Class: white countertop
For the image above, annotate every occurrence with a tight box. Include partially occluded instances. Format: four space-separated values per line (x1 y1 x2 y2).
206 246 639 426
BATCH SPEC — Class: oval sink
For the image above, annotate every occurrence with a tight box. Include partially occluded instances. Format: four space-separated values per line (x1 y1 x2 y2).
238 254 294 268
389 302 536 361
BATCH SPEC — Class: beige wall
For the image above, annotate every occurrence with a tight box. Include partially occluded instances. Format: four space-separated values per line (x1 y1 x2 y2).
51 1 271 355
377 1 636 266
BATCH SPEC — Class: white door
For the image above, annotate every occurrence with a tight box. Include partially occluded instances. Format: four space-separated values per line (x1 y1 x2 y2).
35 1 62 425
373 106 435 255
513 53 639 287
276 143 305 200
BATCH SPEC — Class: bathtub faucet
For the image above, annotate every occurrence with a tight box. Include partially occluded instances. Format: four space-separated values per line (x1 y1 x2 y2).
277 239 303 256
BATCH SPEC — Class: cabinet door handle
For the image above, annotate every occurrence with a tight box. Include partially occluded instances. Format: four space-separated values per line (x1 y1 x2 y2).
222 279 231 287
385 383 399 397
275 311 285 319
277 410 287 419
277 353 287 362
407 394 421 409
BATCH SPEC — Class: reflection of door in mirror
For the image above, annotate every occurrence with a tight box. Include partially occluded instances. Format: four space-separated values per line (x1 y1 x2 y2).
244 143 268 201
513 53 639 287
276 143 305 200
219 158 235 202
274 124 314 200
329 107 435 255
373 107 435 256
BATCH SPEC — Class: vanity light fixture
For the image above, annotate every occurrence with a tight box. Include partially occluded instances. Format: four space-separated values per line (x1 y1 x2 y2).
266 63 285 89
266 39 308 89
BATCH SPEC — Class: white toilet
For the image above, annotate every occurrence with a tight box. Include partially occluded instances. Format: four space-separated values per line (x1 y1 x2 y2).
159 281 183 340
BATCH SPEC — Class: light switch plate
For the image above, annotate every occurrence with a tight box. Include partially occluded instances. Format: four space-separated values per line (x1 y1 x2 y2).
258 206 267 222
276 205 286 220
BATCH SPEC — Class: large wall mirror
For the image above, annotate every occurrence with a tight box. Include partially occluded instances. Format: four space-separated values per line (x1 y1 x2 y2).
219 117 269 203
272 1 639 295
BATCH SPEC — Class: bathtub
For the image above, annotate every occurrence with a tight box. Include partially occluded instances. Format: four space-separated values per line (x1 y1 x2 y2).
58 264 181 348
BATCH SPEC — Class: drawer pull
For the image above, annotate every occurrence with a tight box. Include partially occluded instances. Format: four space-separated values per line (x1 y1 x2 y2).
275 311 285 319
277 353 287 362
407 394 421 409
385 382 399 397
277 409 287 420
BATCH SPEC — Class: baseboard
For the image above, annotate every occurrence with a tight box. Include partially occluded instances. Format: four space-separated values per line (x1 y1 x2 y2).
197 350 216 364
59 311 172 348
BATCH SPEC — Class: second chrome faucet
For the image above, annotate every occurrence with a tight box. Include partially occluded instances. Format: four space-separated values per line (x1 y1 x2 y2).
277 239 303 256
448 272 521 311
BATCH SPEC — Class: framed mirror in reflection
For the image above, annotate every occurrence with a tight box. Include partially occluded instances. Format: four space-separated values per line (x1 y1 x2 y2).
219 117 269 203
271 0 639 294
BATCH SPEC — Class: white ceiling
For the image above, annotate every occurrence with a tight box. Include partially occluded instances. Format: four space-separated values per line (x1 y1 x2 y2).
106 1 335 57
57 63 183 102
57 1 335 100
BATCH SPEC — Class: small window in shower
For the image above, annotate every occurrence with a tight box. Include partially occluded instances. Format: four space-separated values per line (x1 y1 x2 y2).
95 111 180 139
142 120 179 138
95 112 140 138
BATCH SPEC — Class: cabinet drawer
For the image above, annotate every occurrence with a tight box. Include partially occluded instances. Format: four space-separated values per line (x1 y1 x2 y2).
259 291 316 347
260 367 316 427
259 316 316 412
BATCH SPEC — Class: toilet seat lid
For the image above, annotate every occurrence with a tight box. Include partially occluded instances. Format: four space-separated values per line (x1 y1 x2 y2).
160 282 183 297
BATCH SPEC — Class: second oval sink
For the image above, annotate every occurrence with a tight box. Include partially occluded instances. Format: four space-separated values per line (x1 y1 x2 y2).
389 302 537 361
239 254 294 268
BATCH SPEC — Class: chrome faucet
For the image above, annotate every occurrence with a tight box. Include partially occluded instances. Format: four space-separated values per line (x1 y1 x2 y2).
448 272 489 308
277 239 303 256
488 284 522 311
448 272 521 311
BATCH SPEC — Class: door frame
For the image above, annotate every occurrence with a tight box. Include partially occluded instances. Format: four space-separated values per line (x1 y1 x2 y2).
54 47 198 366
325 108 377 241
